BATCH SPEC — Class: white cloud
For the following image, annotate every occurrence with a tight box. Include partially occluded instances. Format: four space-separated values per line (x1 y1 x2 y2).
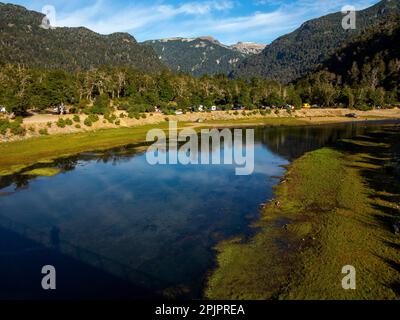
47 0 380 44
56 0 235 34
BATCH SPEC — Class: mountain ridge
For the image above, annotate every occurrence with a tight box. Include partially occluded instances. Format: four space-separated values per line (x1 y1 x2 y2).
232 0 400 83
143 36 265 77
0 2 165 73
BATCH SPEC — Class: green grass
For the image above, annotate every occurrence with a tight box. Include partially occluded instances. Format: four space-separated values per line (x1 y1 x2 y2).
22 168 62 177
206 130 400 300
0 124 171 176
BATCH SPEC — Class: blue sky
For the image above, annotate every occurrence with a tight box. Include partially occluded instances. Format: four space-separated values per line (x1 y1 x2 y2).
9 0 380 44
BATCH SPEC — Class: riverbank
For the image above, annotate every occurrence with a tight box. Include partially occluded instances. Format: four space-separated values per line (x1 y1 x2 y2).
206 124 400 299
2 108 400 142
1 109 400 176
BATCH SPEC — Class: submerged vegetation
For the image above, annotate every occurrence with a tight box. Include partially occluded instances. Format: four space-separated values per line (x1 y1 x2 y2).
206 125 400 299
22 167 61 177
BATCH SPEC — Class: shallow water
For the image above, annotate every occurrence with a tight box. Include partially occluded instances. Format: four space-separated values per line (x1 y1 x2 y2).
0 121 396 299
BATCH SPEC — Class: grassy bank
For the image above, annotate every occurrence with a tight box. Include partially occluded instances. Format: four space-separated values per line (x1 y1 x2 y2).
0 117 329 176
0 124 170 176
2 114 398 176
206 126 400 299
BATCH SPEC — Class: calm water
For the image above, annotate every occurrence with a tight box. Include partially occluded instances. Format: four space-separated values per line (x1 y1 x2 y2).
0 121 395 299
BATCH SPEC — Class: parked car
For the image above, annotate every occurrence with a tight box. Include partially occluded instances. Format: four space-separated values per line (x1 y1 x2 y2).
232 106 245 111
345 113 358 118
54 104 67 115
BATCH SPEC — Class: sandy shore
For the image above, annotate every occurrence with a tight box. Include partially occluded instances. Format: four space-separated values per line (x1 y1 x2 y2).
2 108 400 142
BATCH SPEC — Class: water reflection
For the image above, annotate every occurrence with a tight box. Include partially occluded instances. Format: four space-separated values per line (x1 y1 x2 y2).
0 121 397 299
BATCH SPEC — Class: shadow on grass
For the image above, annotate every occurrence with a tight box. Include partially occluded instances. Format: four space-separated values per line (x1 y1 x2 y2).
332 124 400 296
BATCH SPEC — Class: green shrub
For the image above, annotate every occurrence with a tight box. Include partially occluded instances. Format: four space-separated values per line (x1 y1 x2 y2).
77 99 89 111
10 125 26 136
0 119 10 135
120 103 154 113
128 112 141 120
141 113 147 119
28 127 35 133
87 114 99 123
0 118 26 136
75 124 81 129
73 115 80 123
65 118 73 126
14 116 23 125
47 122 52 128
84 118 92 127
90 94 111 115
39 128 49 135
115 120 121 126
356 103 373 111
104 113 117 124
56 118 66 128
69 106 78 114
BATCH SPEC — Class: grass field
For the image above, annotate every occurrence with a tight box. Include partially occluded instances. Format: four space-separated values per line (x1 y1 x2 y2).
206 125 400 300
0 124 173 175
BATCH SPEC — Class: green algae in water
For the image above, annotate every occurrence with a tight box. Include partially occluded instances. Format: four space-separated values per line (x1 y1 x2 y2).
22 168 61 177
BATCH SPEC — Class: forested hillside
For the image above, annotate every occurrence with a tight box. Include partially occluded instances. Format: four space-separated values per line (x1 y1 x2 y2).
0 3 165 73
144 37 246 76
295 13 400 109
233 0 400 83
320 15 400 90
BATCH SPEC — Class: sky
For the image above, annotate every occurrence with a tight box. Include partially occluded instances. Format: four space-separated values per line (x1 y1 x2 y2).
8 0 381 44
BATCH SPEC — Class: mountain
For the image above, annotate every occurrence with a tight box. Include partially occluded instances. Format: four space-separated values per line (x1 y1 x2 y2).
0 3 165 73
144 36 250 76
233 0 400 83
229 42 266 55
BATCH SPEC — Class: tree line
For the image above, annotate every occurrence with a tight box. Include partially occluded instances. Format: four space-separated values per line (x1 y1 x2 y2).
0 60 398 117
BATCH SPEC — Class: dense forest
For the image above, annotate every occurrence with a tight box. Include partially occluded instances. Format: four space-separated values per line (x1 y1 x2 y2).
296 13 400 109
0 65 303 115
